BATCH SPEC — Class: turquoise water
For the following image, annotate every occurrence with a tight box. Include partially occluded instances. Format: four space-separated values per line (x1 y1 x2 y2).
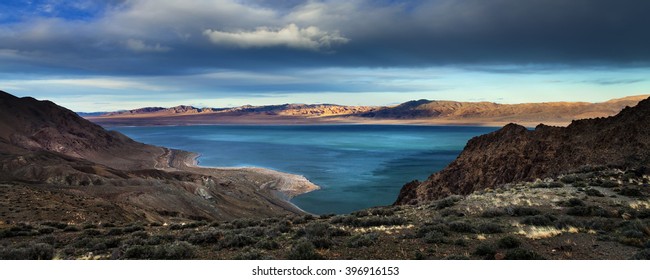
110 125 497 214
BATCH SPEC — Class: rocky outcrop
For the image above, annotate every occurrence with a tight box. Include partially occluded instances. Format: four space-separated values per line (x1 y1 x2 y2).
395 97 650 205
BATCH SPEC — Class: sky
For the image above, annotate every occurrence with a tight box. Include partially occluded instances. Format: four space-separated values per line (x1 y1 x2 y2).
1 0 649 111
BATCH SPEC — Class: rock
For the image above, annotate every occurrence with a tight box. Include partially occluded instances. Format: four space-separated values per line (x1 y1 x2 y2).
395 97 650 205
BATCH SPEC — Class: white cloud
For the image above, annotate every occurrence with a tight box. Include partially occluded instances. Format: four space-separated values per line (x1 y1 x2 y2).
125 39 171 53
8 78 167 91
203 23 348 51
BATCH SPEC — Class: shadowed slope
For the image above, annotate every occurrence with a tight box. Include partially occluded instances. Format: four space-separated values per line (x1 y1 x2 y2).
395 97 650 205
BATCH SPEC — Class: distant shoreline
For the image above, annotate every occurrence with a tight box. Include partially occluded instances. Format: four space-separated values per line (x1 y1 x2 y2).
92 116 546 128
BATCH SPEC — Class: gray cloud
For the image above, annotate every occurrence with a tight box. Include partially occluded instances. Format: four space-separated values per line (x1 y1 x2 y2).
1 0 649 76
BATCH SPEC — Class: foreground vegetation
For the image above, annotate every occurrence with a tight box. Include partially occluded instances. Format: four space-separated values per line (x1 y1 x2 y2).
1 167 649 260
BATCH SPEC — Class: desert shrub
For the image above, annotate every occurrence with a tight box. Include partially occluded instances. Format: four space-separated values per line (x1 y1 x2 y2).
121 245 148 260
71 236 94 248
566 206 592 216
622 229 645 238
532 182 549 189
448 221 476 233
291 215 315 225
444 255 470 260
416 223 449 238
333 216 405 228
287 239 322 260
41 221 68 229
352 210 370 217
310 237 333 249
345 232 379 248
636 210 650 219
274 220 292 233
414 251 427 260
573 181 588 188
440 208 465 217
497 236 521 249
585 188 605 197
101 222 116 228
0 243 54 260
154 242 195 259
453 239 468 247
106 228 124 236
481 209 507 218
232 219 260 229
219 234 256 249
168 224 184 230
256 239 280 250
423 231 446 244
508 207 541 216
601 180 619 188
234 249 270 260
122 224 144 233
123 241 195 260
554 217 582 229
240 227 266 238
63 225 80 232
131 231 149 239
560 175 579 184
631 249 650 260
82 224 98 229
504 248 545 260
37 235 57 246
473 243 496 259
328 227 349 237
567 206 611 217
318 213 336 220
146 234 174 245
560 198 586 207
103 237 122 249
184 229 223 245
619 187 643 197
521 214 557 226
305 222 332 237
83 229 102 236
38 227 55 235
369 208 396 216
434 196 461 210
477 222 504 234
618 220 650 237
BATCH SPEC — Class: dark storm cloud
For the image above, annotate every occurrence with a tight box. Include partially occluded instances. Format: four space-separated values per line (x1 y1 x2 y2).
1 0 649 76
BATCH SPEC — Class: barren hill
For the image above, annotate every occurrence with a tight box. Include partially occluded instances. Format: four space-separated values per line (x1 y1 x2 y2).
395 97 650 205
0 90 317 223
87 95 649 127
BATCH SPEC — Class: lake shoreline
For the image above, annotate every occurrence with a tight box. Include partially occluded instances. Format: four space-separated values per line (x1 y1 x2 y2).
107 124 498 214
168 149 320 215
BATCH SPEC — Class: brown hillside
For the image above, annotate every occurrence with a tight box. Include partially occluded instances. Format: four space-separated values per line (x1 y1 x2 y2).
395 97 650 205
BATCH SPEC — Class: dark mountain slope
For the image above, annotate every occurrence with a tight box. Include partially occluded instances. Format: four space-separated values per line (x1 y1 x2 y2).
0 90 316 223
0 90 163 170
396 97 650 205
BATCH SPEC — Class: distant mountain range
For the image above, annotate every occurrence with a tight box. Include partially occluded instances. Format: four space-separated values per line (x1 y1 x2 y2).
85 95 649 127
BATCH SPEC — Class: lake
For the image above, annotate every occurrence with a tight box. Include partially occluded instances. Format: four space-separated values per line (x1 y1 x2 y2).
110 125 497 214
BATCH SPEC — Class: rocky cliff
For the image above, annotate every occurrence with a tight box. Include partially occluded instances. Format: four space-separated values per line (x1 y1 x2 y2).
395 97 650 205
